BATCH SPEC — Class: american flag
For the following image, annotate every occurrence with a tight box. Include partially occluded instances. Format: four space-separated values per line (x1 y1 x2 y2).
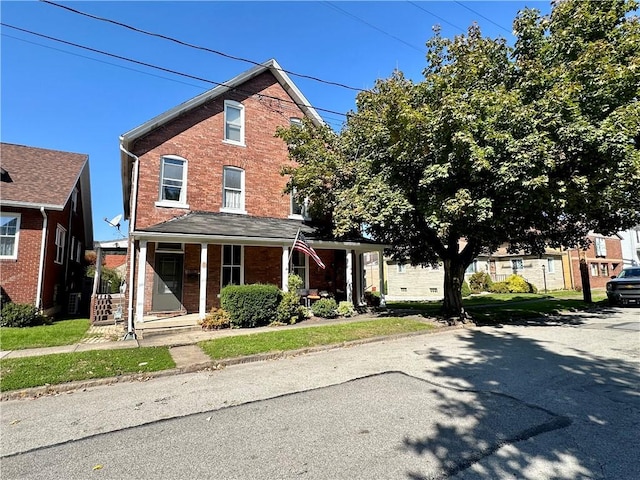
293 232 326 269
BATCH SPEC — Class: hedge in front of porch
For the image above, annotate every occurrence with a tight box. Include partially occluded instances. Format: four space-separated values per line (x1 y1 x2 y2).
220 284 282 328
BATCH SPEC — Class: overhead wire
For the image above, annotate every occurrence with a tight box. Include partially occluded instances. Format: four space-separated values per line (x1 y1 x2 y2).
453 1 513 35
406 1 466 32
1 23 352 121
323 1 426 54
39 0 368 93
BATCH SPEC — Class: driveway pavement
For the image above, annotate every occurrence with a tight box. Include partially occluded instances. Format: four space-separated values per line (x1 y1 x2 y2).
1 307 638 479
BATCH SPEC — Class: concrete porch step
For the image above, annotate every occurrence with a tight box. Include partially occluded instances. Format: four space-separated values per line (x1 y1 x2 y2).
135 324 203 339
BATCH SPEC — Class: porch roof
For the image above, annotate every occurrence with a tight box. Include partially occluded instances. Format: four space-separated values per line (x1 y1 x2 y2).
135 211 383 249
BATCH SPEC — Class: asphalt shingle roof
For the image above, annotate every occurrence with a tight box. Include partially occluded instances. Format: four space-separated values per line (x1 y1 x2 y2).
0 143 88 208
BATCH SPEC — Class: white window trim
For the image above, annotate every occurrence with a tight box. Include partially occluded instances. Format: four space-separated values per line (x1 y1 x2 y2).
220 166 247 214
156 155 190 209
71 188 78 213
595 237 607 258
0 212 21 260
55 224 66 265
288 187 310 220
291 250 310 288
76 240 82 263
223 100 245 147
220 244 244 287
546 258 555 274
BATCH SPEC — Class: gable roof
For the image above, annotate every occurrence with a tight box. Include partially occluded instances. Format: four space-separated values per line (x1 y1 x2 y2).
119 59 324 219
0 142 93 243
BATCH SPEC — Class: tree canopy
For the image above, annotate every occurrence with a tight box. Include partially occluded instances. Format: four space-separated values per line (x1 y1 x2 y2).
278 0 640 318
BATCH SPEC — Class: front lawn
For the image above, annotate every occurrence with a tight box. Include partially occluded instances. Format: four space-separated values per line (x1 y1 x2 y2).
0 347 175 392
0 319 91 351
199 317 435 360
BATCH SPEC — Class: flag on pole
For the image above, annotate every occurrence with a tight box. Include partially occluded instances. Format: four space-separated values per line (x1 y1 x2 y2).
293 231 326 269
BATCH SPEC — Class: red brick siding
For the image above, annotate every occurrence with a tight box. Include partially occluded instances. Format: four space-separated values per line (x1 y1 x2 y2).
245 246 282 286
568 236 624 289
132 71 304 231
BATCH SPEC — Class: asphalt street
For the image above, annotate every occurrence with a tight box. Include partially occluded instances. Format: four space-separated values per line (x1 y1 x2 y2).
1 307 638 479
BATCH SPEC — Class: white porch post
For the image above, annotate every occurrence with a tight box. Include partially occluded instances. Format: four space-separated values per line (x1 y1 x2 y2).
354 252 363 305
199 243 208 319
378 250 386 306
345 249 353 303
135 240 147 324
282 246 290 291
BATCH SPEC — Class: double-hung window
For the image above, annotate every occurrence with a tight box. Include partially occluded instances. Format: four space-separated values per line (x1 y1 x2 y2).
290 187 308 219
55 224 66 265
546 258 555 274
221 245 243 286
224 100 244 145
595 237 607 257
291 250 308 287
511 258 524 272
222 166 245 213
157 156 188 207
0 213 20 259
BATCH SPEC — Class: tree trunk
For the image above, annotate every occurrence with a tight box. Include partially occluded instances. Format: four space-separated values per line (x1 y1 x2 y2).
442 258 466 321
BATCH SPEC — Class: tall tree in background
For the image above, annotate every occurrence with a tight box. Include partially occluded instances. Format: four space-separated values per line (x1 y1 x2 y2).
278 0 640 319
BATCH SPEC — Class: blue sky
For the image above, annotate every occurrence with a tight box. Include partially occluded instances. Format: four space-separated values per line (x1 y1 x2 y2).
1 1 552 242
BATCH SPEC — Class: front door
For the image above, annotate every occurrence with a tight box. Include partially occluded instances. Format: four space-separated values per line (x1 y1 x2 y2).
152 253 183 311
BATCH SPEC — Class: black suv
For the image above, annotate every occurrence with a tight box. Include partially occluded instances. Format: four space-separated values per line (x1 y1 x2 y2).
606 267 640 306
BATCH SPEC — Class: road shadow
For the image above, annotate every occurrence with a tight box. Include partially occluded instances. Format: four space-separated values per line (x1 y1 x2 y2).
404 327 640 479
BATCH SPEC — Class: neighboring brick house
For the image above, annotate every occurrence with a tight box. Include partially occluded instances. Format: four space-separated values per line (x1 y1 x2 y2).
0 143 93 316
120 59 384 328
564 233 624 290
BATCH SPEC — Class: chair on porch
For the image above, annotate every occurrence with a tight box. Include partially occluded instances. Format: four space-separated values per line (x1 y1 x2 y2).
307 289 321 307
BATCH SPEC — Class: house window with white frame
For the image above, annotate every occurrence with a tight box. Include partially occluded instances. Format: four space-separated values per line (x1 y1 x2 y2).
600 263 609 277
546 258 555 274
158 156 188 206
70 236 77 262
595 237 607 257
71 188 78 213
222 166 245 212
397 263 406 273
55 224 66 264
291 250 308 288
0 213 20 259
511 258 524 272
290 187 307 219
224 100 244 145
590 263 598 276
222 245 243 286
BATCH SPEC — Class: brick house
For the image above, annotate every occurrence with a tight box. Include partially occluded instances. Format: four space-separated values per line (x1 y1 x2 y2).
0 143 93 316
563 233 624 290
120 59 385 330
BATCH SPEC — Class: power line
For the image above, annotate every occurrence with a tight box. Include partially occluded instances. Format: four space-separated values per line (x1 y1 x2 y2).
322 1 425 54
39 0 367 93
1 22 351 120
453 1 513 35
407 1 466 32
1 33 207 90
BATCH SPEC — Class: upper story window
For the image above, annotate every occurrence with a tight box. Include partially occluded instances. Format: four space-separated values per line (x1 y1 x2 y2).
289 188 308 219
55 224 66 265
511 258 524 272
595 237 607 257
546 258 555 274
157 155 189 208
222 166 246 213
397 263 406 273
71 188 78 214
0 213 20 260
224 100 244 146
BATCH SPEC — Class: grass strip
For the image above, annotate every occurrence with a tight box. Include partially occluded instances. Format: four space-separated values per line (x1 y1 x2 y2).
0 347 175 392
0 319 91 351
199 317 434 361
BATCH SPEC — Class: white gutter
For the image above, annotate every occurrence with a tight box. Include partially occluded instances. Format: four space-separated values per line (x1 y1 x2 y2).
35 207 48 312
120 144 140 339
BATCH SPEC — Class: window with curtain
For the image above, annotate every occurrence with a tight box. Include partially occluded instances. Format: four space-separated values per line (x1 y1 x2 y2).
222 166 244 212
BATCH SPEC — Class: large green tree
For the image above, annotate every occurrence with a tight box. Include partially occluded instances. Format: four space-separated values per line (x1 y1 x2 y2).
278 0 640 319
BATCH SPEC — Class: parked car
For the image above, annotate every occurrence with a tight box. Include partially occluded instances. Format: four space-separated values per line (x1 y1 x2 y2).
606 267 640 306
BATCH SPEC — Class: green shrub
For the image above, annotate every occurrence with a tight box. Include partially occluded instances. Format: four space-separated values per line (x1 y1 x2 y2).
469 271 493 293
337 301 355 317
0 302 46 328
220 284 281 328
275 275 305 325
461 280 471 297
364 291 381 307
199 308 231 330
505 274 537 293
311 298 338 318
489 281 510 293
86 265 123 293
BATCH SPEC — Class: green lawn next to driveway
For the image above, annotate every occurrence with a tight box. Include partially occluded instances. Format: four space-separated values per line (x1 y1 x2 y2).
0 347 175 392
0 319 91 351
199 317 435 361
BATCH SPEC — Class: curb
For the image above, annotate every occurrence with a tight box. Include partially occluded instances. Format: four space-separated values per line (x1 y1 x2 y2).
1 323 466 402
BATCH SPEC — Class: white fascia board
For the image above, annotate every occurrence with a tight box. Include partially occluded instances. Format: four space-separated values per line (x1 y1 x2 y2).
0 200 63 211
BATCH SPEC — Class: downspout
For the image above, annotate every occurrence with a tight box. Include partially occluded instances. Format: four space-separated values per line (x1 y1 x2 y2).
120 144 139 340
35 207 48 312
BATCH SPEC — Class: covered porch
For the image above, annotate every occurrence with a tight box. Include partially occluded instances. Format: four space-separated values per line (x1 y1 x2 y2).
127 212 386 330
